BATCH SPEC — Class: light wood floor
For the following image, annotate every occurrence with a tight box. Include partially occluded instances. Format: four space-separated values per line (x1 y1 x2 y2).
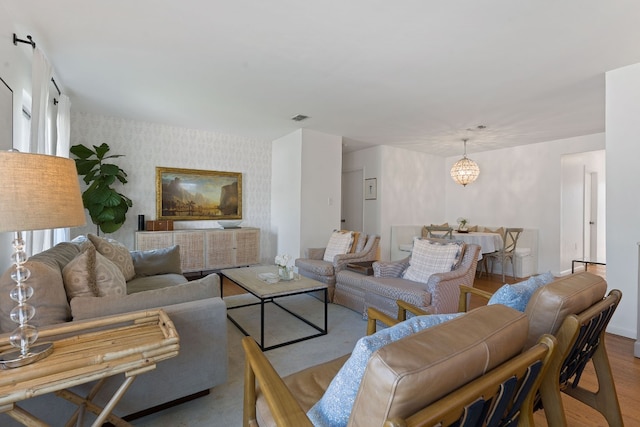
221 266 640 425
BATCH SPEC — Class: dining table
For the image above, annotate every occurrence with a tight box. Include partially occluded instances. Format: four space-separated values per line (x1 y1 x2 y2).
398 231 503 259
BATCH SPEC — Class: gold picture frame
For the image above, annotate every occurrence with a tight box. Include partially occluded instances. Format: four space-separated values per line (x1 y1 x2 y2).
156 167 242 220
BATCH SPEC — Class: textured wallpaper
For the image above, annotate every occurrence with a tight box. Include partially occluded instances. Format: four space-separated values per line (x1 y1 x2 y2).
70 112 273 262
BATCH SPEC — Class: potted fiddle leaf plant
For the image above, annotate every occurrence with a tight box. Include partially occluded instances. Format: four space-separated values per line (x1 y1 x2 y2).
70 143 133 235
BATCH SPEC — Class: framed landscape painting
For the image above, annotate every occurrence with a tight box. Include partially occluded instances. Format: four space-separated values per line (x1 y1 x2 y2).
156 167 242 221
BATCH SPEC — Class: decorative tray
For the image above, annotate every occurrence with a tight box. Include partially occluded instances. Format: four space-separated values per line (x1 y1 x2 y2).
257 272 280 284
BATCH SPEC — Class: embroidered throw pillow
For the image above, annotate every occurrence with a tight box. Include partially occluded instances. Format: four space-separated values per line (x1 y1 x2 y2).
402 239 465 284
307 313 462 427
63 242 127 299
323 230 355 262
88 233 135 281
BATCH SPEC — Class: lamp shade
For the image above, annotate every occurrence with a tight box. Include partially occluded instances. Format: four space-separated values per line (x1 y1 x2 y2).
0 151 86 232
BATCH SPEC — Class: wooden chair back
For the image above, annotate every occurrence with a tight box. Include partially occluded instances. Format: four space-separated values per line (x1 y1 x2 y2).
502 227 524 254
424 226 454 240
536 289 623 427
384 336 556 427
454 273 624 427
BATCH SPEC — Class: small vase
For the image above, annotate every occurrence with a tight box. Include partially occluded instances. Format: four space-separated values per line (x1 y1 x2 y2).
278 266 291 281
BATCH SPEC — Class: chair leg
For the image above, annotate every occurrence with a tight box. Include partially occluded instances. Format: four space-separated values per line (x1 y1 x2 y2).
562 343 624 426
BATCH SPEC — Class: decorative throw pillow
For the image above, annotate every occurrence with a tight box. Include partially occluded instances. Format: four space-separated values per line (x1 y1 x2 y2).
130 245 182 277
488 271 555 312
402 239 465 284
323 230 355 262
307 313 462 427
62 242 98 298
87 233 135 281
486 227 505 237
63 242 127 299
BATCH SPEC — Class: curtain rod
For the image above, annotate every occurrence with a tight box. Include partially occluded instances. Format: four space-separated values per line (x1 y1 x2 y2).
13 33 62 103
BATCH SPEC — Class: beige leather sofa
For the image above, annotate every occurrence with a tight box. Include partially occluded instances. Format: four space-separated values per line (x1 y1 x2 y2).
243 304 555 426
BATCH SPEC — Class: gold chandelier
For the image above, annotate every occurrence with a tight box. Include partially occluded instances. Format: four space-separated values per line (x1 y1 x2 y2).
450 138 479 186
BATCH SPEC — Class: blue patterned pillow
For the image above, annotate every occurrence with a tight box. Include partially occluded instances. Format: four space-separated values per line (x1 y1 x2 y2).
488 271 555 312
307 313 462 427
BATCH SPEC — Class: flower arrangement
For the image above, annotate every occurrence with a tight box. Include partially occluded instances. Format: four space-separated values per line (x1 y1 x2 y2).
457 217 468 230
275 254 291 268
275 254 293 280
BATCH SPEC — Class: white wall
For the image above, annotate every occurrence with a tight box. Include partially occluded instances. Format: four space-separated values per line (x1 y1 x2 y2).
271 130 302 261
606 62 640 342
445 133 605 275
343 145 445 260
271 129 342 259
0 7 36 272
300 129 343 253
70 112 274 263
342 146 382 236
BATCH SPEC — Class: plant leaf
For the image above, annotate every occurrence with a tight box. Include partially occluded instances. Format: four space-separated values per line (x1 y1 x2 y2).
94 143 110 159
70 144 95 159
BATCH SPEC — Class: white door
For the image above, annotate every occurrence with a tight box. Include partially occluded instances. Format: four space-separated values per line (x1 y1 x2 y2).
583 171 599 261
589 172 598 259
341 169 363 232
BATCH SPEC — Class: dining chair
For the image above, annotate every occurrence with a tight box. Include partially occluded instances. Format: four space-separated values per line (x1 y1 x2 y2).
424 225 454 240
480 227 523 281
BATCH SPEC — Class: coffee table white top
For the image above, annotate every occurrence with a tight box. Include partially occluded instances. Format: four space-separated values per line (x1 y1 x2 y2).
220 265 327 298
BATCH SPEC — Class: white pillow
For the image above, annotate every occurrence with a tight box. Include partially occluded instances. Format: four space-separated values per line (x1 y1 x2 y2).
323 231 355 262
402 238 465 284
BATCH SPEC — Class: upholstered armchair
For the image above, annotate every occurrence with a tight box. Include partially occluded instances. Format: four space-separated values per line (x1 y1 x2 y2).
242 304 555 427
295 233 380 301
360 243 481 319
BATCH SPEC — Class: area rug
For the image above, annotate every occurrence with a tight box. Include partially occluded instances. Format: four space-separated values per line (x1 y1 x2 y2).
132 295 367 426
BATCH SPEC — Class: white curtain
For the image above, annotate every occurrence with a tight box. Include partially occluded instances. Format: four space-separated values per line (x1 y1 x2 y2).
29 48 53 155
54 94 72 244
28 48 54 255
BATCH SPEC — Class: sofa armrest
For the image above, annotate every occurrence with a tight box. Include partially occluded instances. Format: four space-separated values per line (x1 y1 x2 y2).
333 235 381 271
373 258 410 278
305 247 326 260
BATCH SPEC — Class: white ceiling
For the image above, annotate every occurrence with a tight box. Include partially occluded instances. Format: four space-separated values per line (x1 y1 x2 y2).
4 1 640 156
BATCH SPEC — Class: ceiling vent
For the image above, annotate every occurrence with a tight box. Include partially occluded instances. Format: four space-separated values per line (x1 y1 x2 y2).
291 114 309 122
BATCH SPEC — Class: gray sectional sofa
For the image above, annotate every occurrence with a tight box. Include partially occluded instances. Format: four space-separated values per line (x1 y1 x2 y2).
0 236 227 424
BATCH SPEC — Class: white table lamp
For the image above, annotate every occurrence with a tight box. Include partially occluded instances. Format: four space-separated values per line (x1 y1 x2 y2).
0 151 85 368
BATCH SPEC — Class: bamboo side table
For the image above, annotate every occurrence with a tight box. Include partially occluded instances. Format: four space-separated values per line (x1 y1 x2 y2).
0 309 179 427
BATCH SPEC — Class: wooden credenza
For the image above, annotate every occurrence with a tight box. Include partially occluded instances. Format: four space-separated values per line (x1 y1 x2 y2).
135 228 260 273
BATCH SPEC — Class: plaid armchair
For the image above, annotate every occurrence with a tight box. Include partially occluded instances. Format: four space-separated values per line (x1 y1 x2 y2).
295 234 380 302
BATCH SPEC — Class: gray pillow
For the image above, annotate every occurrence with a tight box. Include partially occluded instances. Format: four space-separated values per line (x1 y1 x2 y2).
130 245 182 277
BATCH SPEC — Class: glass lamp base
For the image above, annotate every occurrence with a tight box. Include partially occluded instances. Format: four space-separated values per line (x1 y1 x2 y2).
0 341 53 369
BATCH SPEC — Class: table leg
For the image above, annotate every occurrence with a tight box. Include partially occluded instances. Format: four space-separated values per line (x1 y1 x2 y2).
91 375 137 427
260 298 265 351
